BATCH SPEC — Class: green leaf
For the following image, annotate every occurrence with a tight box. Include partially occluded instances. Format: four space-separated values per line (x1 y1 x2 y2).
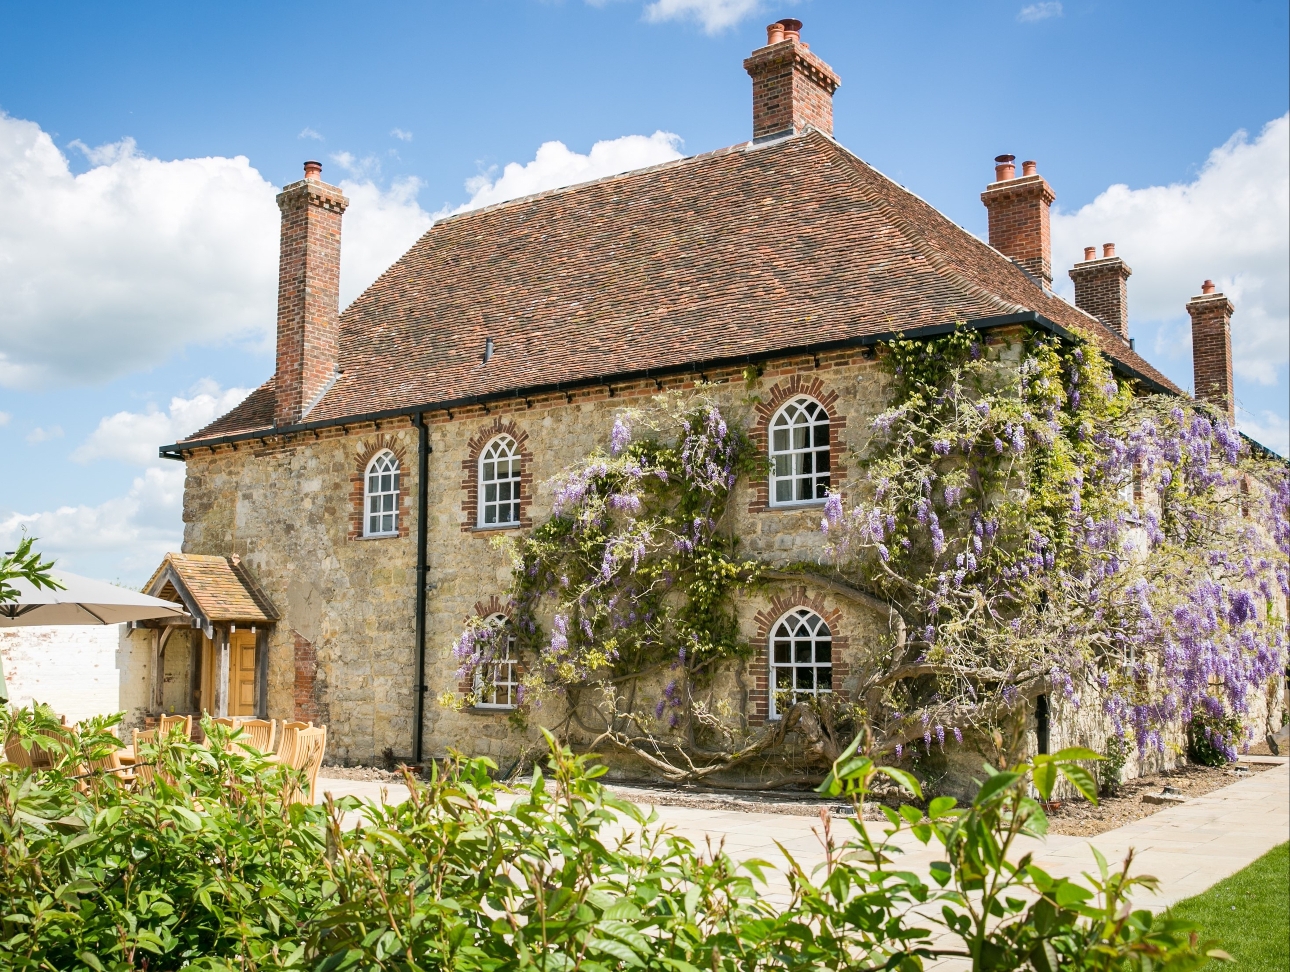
1031 760 1057 801
1057 763 1099 805
78 953 105 972
1054 881 1093 908
928 861 951 887
927 796 957 818
877 766 923 799
588 937 644 968
973 771 1021 807
1051 746 1102 762
899 805 923 825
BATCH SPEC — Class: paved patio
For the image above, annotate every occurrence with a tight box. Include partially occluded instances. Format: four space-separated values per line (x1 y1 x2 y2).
317 760 1289 916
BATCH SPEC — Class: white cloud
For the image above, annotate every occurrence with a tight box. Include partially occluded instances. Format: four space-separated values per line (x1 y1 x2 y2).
1017 2 1062 23
640 0 764 32
1052 114 1289 386
390 128 413 142
450 131 684 214
1239 410 1289 457
26 426 63 444
0 466 184 579
299 127 323 140
330 150 381 180
0 412 9 427
0 112 280 390
337 177 436 306
71 382 251 466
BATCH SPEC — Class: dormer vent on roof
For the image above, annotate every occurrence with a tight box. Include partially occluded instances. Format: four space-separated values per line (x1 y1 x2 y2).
743 18 841 141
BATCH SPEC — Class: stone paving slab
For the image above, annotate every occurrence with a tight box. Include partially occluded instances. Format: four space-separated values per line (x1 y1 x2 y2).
316 762 1289 917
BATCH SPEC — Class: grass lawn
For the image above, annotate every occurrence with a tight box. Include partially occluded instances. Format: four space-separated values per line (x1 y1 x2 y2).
1168 841 1289 970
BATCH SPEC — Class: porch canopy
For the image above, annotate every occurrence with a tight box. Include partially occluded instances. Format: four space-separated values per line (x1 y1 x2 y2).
140 553 279 718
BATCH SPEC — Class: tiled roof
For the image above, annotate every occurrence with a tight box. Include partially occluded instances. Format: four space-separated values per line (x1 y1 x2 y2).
185 131 1180 444
144 553 278 624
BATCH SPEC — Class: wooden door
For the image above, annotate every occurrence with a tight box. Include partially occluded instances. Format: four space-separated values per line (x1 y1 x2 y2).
229 631 258 717
200 636 215 714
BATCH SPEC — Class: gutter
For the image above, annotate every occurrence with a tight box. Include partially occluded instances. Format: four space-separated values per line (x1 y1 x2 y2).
412 412 431 764
157 312 1175 460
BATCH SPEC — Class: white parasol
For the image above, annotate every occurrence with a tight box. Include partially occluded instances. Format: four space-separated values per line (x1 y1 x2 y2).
0 570 188 627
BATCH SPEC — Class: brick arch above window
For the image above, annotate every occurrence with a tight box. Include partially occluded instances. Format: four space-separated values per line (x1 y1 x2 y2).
747 586 850 725
348 434 411 540
461 418 534 534
748 376 847 513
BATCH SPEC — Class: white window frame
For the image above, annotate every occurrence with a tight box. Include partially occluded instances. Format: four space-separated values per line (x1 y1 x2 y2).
364 450 400 537
768 607 833 718
478 434 522 528
769 396 831 507
474 615 519 709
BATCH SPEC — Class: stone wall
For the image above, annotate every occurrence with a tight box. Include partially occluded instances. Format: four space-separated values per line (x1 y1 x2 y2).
1 625 122 722
167 349 892 765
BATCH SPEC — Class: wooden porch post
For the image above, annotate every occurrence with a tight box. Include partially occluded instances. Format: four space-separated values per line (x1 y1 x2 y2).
150 629 162 716
213 625 230 718
255 627 270 719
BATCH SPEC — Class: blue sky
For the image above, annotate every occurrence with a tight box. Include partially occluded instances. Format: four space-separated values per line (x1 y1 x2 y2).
1 0 1287 584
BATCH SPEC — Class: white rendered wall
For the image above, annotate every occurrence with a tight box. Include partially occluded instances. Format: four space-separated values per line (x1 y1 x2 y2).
0 625 122 722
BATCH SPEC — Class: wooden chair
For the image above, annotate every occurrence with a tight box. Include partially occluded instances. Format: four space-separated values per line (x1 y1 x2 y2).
3 733 35 768
88 747 136 787
131 729 157 785
234 719 276 755
273 721 312 767
159 714 192 740
285 726 327 805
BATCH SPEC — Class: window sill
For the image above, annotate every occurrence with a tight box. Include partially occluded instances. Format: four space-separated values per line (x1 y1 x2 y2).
473 523 524 533
766 500 827 511
466 705 516 715
357 532 401 541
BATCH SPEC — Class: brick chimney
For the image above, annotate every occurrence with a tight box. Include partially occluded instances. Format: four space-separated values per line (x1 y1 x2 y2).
1187 280 1235 423
1069 242 1133 341
981 155 1056 288
274 161 349 427
743 19 841 141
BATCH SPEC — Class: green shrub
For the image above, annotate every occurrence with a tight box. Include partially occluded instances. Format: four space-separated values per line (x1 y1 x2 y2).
1 705 1228 970
1186 711 1242 766
1099 733 1130 796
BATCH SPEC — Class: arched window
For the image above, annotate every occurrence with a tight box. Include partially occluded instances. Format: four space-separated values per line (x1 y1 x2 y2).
479 435 521 527
365 451 400 536
770 397 830 506
475 614 519 708
769 608 832 717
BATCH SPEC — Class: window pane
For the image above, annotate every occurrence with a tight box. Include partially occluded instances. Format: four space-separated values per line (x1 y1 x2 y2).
816 640 831 663
485 484 497 503
815 476 831 499
798 452 813 475
795 640 812 663
774 640 790 663
775 480 792 502
483 461 495 481
792 425 809 450
817 667 832 690
772 429 789 452
392 473 400 491
796 668 814 690
813 425 829 447
796 478 813 501
484 506 497 524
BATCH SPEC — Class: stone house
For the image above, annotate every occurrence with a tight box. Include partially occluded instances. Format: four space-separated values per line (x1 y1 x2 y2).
122 20 1258 772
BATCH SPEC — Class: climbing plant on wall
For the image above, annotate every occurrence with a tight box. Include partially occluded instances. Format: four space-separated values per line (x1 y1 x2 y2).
822 326 1288 766
449 328 1288 783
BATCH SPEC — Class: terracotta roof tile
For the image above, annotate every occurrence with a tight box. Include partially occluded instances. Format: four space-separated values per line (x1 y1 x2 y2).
144 553 278 624
183 132 1180 445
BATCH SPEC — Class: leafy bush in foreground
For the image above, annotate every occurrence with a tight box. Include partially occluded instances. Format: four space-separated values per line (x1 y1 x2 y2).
1 705 1228 970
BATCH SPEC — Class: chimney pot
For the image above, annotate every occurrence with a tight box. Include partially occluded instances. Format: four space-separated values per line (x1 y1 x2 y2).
744 19 840 139
994 154 1016 181
1083 246 1097 261
1202 279 1215 295
1102 243 1116 258
1022 159 1038 177
303 160 322 181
